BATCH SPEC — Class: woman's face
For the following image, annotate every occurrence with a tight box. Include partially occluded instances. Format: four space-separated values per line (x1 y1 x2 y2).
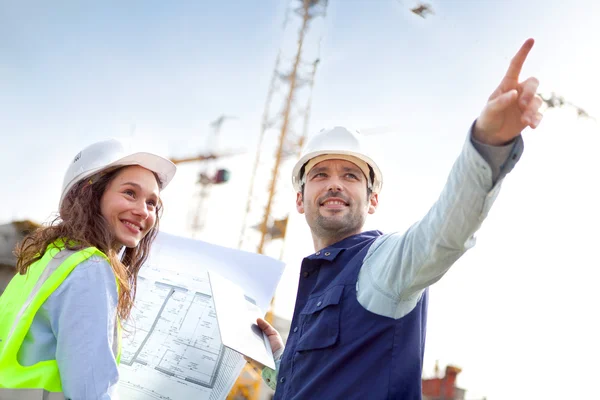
100 165 160 248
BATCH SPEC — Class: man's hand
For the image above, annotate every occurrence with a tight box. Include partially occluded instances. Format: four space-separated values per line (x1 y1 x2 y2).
244 317 285 371
473 38 543 146
257 317 284 358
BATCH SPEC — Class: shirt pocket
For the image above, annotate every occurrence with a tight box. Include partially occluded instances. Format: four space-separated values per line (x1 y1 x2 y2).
296 285 344 352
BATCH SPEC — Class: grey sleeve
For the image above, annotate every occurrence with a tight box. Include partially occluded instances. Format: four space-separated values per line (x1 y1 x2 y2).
45 255 120 400
470 121 524 185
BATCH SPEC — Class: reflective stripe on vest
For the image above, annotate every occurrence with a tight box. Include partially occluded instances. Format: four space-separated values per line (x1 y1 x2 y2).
0 388 66 400
7 249 80 340
0 244 120 394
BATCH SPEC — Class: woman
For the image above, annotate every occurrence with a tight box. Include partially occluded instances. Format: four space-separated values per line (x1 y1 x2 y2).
0 138 177 399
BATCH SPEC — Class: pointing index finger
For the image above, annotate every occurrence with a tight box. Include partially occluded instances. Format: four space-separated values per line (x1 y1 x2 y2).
504 38 535 81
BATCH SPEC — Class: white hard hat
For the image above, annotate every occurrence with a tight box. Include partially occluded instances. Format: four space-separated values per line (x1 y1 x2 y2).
291 126 383 193
59 138 177 209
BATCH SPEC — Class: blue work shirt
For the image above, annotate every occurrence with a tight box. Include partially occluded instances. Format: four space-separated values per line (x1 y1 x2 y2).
274 231 428 399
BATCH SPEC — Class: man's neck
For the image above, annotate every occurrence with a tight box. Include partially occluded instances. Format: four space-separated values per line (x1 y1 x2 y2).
312 230 362 252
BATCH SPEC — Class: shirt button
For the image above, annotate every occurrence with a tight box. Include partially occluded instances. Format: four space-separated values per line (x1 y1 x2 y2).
293 326 298 333
316 251 321 255
324 252 331 256
280 377 286 383
316 301 322 307
303 271 310 278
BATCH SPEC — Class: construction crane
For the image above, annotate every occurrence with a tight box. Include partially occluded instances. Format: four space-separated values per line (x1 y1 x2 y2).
170 115 237 238
538 92 596 121
411 3 434 18
237 0 326 257
229 1 440 398
396 1 435 18
228 1 328 399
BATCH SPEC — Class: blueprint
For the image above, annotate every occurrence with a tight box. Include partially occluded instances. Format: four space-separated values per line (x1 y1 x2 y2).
118 232 286 400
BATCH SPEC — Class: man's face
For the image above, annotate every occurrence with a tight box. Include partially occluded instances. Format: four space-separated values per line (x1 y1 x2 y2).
296 158 378 241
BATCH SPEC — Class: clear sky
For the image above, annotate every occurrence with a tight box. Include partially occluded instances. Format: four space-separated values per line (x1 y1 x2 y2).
1 1 599 399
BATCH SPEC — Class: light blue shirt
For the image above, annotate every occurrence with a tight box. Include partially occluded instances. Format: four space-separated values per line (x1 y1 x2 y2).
18 255 120 400
356 134 522 318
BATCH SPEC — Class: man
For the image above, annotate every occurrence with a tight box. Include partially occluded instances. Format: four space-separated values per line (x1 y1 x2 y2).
256 38 543 399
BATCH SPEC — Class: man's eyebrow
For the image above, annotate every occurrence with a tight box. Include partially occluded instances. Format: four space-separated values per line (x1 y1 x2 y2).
309 166 330 176
309 165 363 176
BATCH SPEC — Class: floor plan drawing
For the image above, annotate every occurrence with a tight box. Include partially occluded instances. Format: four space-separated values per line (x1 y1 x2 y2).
119 269 244 400
117 232 286 400
121 276 225 388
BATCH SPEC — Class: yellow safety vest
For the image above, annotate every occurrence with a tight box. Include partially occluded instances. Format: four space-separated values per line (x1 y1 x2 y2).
0 243 121 400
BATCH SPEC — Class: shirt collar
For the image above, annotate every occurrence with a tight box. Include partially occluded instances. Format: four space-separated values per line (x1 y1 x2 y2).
306 230 383 262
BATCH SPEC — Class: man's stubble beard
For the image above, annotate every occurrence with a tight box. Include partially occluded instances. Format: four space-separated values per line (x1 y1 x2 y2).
308 207 366 244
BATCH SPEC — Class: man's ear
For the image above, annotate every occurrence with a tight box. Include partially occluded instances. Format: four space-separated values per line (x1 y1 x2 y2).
368 192 378 214
296 192 305 214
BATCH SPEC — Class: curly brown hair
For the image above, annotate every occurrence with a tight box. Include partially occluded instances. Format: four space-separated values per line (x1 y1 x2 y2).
15 166 162 321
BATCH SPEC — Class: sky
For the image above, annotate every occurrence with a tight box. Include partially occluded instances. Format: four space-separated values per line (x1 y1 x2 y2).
1 1 599 399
